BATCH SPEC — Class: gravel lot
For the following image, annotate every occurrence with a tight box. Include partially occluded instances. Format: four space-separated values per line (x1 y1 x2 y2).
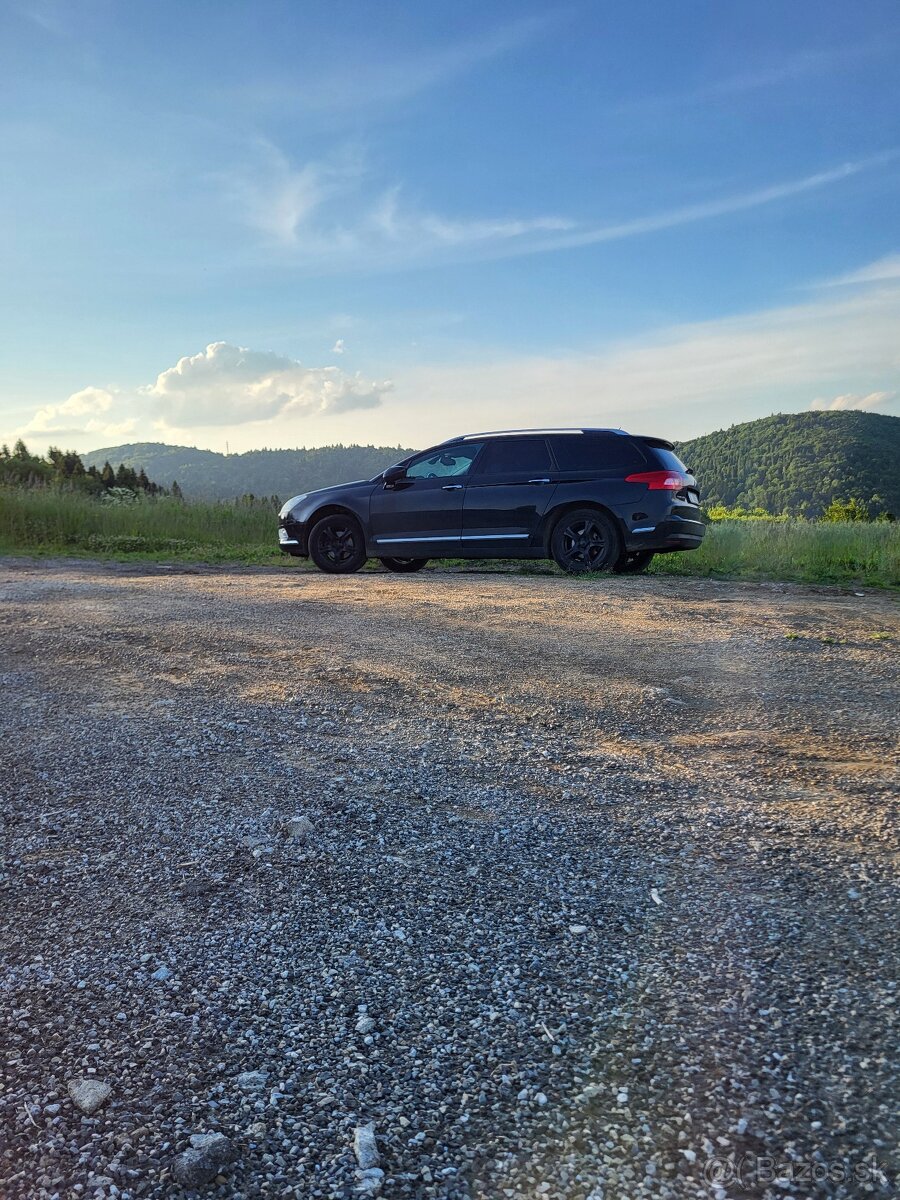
1 558 897 1200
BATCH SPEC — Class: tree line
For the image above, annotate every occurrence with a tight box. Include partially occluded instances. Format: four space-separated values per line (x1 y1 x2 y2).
0 440 180 498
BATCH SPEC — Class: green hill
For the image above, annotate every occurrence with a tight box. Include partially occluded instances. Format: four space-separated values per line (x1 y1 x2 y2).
80 442 416 502
674 411 900 518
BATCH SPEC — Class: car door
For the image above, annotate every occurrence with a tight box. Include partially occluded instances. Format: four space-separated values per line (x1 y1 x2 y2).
369 442 485 554
462 437 558 548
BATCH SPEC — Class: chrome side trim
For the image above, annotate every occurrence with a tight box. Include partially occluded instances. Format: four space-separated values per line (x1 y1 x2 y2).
374 533 531 544
375 535 462 544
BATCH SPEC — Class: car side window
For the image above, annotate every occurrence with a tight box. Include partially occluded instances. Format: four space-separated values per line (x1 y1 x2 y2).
405 443 484 479
550 435 647 472
473 438 552 476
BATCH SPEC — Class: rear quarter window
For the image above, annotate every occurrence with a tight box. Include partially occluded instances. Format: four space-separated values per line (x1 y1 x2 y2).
550 436 648 472
647 447 688 472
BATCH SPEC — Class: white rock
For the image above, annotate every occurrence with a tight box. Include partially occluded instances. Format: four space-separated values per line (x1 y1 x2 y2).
189 1132 234 1158
68 1078 111 1115
353 1123 380 1170
236 1070 269 1090
357 1166 384 1194
283 815 314 840
569 924 589 935
355 1015 376 1035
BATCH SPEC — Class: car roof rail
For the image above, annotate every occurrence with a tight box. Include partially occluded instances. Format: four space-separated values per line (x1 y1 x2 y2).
435 427 631 444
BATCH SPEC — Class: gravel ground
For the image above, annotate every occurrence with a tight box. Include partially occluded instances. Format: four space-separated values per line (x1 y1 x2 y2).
1 558 897 1200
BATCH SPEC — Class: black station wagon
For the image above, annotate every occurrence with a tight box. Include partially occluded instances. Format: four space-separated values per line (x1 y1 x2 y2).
278 428 704 574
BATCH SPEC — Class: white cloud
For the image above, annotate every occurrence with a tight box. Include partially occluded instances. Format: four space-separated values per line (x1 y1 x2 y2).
817 253 900 287
143 342 389 426
332 339 345 354
390 283 900 444
21 387 125 438
16 343 392 447
810 391 897 412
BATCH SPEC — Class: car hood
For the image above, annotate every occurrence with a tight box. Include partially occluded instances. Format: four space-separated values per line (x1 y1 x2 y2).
279 478 373 518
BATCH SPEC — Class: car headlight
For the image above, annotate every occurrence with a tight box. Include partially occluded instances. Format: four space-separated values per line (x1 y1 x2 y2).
279 493 308 519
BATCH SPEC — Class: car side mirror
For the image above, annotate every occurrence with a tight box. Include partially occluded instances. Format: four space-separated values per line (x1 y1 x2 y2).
383 464 407 487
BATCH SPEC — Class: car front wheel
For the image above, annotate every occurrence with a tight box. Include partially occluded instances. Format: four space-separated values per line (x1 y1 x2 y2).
308 514 368 574
379 557 429 573
550 508 620 574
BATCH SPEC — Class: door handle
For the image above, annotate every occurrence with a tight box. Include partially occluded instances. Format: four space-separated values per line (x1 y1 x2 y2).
442 484 463 491
528 478 552 484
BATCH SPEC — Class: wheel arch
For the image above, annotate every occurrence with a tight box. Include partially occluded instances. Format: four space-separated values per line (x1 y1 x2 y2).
538 499 626 555
307 502 365 528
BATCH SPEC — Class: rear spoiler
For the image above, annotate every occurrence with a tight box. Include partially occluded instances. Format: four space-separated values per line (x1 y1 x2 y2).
635 435 676 451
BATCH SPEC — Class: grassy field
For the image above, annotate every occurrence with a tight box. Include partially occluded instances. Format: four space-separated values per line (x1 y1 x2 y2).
1 488 898 586
0 490 281 564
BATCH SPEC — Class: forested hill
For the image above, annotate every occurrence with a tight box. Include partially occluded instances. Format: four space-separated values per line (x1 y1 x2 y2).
674 411 900 518
80 442 416 501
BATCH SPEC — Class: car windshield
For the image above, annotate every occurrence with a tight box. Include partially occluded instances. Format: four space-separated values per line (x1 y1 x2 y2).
405 444 483 478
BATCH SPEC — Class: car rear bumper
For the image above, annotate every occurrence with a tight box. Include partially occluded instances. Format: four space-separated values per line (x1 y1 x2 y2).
625 511 706 553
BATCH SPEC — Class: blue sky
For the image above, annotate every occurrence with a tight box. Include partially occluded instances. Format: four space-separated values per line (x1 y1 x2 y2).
2 0 899 453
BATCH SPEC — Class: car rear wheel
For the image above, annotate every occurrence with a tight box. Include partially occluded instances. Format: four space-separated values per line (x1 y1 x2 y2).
550 508 620 574
308 514 367 574
379 557 429 573
612 550 655 574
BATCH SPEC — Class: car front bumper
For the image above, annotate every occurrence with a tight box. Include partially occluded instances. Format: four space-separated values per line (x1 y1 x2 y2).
278 517 307 556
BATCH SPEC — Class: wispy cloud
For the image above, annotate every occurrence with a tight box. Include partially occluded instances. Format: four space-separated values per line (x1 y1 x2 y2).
231 149 895 270
619 39 892 112
229 13 556 116
15 0 69 38
523 156 895 255
816 253 900 288
810 391 897 412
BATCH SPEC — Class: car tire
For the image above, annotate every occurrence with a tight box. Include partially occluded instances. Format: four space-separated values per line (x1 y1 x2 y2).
379 557 429 573
308 513 368 574
550 508 620 574
612 550 655 575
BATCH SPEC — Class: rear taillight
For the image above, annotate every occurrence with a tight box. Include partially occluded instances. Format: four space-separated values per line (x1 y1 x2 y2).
625 470 688 490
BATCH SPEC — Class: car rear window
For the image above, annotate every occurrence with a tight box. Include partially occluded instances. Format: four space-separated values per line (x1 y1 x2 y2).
474 438 553 475
550 435 647 472
648 447 688 472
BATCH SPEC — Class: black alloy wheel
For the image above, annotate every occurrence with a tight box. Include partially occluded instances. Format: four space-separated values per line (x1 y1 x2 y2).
551 508 620 574
379 557 429 573
308 514 368 574
612 550 655 575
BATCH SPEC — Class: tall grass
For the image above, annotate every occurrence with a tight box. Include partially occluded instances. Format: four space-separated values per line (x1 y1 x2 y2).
1 489 898 585
650 518 899 587
0 489 280 563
